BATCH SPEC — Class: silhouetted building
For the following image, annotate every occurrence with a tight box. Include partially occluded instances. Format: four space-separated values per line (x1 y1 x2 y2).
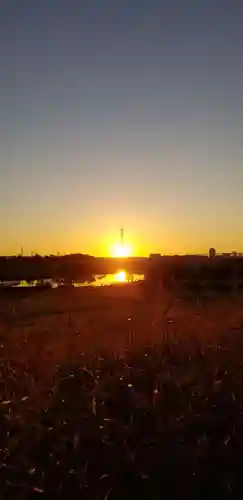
120 228 124 245
209 248 216 259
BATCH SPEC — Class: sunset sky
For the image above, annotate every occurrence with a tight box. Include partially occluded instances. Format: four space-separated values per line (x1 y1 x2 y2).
1 0 243 256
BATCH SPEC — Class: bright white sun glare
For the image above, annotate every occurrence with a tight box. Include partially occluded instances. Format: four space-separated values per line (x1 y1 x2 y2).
112 243 131 258
115 270 127 282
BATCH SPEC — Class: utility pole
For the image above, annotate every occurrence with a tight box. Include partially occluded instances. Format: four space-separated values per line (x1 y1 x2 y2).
120 228 124 247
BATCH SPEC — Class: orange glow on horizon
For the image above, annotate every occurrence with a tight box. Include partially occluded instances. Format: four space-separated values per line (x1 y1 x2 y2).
110 242 133 258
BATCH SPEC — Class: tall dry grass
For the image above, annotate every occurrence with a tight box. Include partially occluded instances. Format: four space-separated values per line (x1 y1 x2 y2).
1 286 243 498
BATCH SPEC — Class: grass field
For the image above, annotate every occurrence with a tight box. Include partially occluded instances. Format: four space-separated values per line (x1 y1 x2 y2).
1 284 243 499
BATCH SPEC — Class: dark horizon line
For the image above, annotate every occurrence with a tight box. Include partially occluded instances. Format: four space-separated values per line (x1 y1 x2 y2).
1 251 243 259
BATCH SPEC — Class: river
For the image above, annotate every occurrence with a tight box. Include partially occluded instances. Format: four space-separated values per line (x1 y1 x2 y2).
0 270 144 288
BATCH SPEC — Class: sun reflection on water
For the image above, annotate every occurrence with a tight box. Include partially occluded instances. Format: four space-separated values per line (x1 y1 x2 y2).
115 270 127 283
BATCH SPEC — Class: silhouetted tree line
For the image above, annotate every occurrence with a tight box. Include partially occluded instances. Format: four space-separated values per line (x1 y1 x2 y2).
0 255 148 282
0 255 96 282
146 256 243 292
2 254 243 291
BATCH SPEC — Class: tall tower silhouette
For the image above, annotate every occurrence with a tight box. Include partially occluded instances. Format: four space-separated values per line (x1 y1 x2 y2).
120 228 124 247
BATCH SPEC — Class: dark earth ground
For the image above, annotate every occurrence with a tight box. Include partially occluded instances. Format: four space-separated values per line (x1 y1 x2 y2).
1 284 243 499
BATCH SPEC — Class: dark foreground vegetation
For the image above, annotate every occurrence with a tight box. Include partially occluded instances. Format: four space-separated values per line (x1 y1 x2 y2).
1 285 243 499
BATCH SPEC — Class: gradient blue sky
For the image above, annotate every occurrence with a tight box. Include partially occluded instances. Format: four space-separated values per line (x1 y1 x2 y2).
1 0 243 256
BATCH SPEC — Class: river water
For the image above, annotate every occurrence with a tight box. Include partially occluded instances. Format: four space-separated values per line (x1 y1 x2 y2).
82 270 144 287
0 270 144 288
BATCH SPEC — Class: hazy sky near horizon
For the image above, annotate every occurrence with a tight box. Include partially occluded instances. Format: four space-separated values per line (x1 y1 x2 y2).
1 0 243 256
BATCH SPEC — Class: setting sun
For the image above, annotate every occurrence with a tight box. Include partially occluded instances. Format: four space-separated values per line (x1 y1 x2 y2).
111 243 132 258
